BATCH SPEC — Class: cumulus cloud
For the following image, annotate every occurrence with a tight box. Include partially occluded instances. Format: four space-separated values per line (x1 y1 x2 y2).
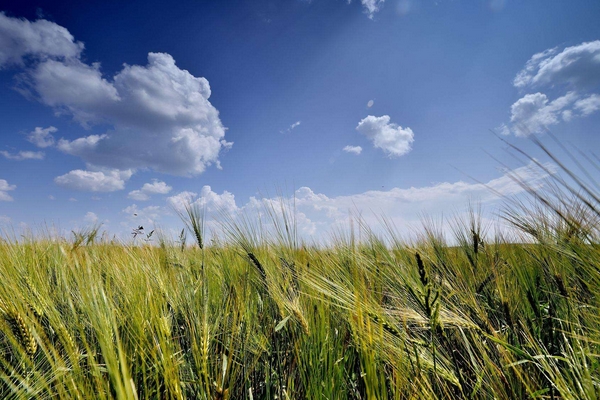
0 12 83 67
2 13 231 177
0 150 44 160
343 145 362 155
163 162 550 242
356 115 414 157
32 53 230 175
27 126 56 147
508 92 600 136
166 191 198 212
0 179 16 201
514 41 600 90
54 168 132 192
509 92 577 136
128 180 172 201
506 41 600 136
167 186 238 214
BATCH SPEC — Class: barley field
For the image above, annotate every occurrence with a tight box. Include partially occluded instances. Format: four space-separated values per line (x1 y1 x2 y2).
1 155 599 400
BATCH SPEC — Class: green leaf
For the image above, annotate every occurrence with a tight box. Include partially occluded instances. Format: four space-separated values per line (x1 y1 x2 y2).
275 315 291 332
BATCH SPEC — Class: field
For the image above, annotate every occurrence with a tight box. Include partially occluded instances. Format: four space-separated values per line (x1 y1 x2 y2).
1 157 600 400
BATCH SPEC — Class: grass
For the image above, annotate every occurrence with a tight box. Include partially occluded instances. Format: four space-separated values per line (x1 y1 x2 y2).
1 147 600 399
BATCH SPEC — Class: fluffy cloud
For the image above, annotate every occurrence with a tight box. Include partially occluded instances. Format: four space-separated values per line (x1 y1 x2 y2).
167 186 237 214
34 53 230 175
514 41 600 90
343 145 362 155
0 150 44 160
128 180 172 201
0 179 16 201
162 162 550 243
356 115 414 157
509 92 600 136
54 168 132 192
27 126 56 148
31 59 120 125
166 191 198 212
509 92 577 136
2 13 231 177
0 12 83 67
507 41 600 136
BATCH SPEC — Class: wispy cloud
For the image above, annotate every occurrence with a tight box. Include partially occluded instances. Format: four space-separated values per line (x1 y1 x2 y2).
343 145 362 155
26 126 56 148
0 150 44 160
280 120 301 134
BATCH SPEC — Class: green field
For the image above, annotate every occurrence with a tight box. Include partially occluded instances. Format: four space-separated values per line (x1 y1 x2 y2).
1 160 599 399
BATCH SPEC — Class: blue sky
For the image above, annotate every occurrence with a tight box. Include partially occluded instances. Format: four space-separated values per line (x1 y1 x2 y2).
0 0 599 242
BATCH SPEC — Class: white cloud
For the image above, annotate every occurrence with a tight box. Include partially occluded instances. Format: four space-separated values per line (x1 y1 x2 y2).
171 162 550 243
54 168 132 192
343 145 362 155
0 179 16 201
0 215 11 225
27 126 56 148
167 186 237 214
367 99 374 108
509 92 577 136
496 123 511 136
31 60 120 125
84 212 98 224
1 13 231 177
513 41 600 90
506 41 600 136
29 53 231 175
355 0 386 18
509 91 600 136
128 180 172 201
356 115 414 157
141 180 172 194
57 134 106 153
574 94 600 116
127 190 150 201
0 12 83 68
0 150 44 160
280 121 301 134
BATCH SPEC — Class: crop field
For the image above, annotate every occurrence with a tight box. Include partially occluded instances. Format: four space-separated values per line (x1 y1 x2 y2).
1 157 599 400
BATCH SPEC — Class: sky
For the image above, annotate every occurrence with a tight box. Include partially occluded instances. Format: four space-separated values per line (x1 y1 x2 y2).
0 0 599 243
